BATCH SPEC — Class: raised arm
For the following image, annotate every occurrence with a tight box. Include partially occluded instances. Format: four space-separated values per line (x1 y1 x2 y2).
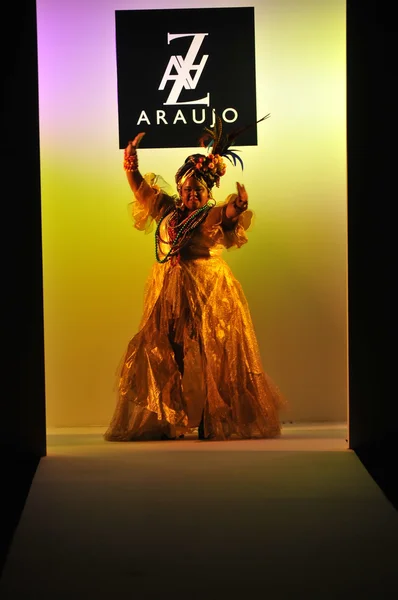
123 132 146 194
123 132 175 230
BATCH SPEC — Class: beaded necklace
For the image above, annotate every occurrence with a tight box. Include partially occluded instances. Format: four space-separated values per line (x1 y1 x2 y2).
155 200 215 264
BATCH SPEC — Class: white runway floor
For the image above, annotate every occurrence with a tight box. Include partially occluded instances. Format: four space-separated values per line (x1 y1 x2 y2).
1 423 397 599
45 421 350 453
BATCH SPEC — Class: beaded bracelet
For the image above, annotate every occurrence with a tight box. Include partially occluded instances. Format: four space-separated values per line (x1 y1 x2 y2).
123 149 139 172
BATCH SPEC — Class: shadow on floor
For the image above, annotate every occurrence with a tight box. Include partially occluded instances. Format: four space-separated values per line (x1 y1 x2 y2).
354 437 398 512
1 453 40 578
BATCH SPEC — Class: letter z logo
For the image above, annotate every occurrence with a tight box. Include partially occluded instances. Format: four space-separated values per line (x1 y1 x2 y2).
158 33 210 106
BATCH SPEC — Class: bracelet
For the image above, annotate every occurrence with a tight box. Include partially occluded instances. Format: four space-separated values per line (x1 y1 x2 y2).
123 148 139 172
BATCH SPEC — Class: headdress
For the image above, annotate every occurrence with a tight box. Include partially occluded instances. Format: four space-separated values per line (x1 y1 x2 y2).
175 113 270 192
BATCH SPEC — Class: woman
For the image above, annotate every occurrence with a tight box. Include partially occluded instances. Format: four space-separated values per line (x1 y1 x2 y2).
105 119 285 441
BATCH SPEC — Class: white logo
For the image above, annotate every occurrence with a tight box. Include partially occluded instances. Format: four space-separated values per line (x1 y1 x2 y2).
158 33 210 106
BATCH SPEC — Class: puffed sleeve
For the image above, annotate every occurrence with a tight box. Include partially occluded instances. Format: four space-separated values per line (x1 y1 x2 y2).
129 173 176 233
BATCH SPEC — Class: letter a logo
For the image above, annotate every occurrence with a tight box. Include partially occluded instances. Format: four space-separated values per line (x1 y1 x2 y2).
158 33 210 106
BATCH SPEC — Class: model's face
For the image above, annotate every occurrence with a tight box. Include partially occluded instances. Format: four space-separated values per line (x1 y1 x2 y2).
180 177 209 212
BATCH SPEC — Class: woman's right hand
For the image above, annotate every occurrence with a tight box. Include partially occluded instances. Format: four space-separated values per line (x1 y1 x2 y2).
126 132 146 156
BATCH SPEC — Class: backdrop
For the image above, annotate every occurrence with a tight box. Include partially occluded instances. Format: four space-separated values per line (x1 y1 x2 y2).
36 0 347 427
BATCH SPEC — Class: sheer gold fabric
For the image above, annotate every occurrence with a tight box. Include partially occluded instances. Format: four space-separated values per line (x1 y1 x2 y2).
104 175 286 441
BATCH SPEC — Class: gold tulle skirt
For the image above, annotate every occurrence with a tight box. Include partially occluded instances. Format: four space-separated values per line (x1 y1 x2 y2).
104 254 285 441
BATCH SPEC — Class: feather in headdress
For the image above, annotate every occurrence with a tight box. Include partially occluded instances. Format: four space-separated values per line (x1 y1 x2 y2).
198 113 270 171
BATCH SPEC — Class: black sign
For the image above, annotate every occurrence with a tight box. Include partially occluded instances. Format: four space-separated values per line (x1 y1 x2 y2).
115 7 258 149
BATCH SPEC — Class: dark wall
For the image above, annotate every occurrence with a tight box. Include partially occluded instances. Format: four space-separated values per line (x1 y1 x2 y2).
0 1 45 456
2 0 46 456
347 1 397 448
1 0 46 574
347 1 397 508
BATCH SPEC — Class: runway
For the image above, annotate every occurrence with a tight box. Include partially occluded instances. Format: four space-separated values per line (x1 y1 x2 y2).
1 423 397 599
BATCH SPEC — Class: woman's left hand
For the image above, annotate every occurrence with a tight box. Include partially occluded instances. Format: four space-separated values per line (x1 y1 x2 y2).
126 132 146 156
222 182 249 226
235 182 248 212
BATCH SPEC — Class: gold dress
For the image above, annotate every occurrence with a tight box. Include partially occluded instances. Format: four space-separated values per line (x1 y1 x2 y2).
104 174 285 441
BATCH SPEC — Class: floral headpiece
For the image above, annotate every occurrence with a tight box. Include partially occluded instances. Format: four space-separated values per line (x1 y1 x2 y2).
175 152 227 191
194 153 227 186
